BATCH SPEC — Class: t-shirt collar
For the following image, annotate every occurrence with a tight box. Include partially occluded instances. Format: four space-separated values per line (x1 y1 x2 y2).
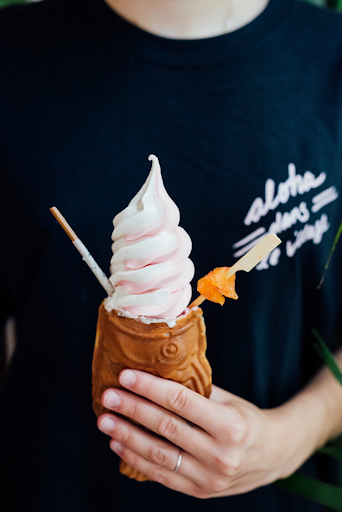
85 0 296 67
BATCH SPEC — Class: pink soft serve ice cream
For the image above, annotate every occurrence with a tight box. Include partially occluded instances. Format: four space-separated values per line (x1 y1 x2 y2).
105 154 194 319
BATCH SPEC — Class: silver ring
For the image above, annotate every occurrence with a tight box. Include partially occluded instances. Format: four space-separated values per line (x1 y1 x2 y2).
174 451 182 473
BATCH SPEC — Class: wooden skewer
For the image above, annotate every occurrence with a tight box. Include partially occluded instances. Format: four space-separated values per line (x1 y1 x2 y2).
189 234 282 308
50 207 114 296
190 296 207 308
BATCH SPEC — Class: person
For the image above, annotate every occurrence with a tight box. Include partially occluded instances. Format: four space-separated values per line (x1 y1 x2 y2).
0 0 341 510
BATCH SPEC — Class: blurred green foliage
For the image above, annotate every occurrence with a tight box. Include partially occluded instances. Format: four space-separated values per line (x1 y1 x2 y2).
0 0 25 7
0 0 341 8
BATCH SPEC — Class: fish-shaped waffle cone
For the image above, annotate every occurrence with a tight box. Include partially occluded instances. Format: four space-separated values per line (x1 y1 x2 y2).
92 302 212 482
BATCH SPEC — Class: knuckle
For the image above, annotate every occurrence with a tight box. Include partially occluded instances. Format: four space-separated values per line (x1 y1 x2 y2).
208 476 228 494
120 426 131 445
147 445 167 466
212 453 228 474
157 414 177 438
168 387 188 412
231 418 248 444
149 469 167 485
142 378 154 397
127 399 139 420
193 488 211 500
219 407 248 444
122 449 137 468
212 453 241 478
226 461 240 478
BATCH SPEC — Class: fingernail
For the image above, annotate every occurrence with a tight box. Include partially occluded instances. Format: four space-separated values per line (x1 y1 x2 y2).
120 370 136 387
104 390 120 408
111 440 123 454
99 417 115 433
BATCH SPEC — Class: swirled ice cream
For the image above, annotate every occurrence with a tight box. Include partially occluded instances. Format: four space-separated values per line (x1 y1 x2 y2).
105 155 194 321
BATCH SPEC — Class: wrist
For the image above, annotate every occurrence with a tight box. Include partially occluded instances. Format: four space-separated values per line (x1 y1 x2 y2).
265 392 328 479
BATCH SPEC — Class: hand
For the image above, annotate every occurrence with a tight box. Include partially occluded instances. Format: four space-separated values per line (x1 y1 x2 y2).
97 370 325 498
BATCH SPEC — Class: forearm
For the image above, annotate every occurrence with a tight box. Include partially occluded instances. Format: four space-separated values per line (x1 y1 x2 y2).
273 347 342 478
291 347 342 444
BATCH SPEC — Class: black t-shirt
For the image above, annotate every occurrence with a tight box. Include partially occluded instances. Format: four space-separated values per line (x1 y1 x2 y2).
0 0 342 511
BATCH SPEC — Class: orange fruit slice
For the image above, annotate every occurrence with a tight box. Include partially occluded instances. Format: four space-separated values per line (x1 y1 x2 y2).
197 275 225 305
197 266 238 305
207 267 238 300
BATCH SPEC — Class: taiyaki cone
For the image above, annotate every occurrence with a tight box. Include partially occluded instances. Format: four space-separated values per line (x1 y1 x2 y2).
92 302 212 482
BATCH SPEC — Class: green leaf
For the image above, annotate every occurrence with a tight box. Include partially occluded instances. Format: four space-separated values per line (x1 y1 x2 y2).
331 0 342 9
318 221 342 288
326 0 342 8
318 444 342 462
0 0 26 7
328 435 342 449
276 474 342 510
311 327 342 387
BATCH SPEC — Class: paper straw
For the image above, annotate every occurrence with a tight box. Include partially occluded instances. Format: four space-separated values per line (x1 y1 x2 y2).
50 207 114 296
